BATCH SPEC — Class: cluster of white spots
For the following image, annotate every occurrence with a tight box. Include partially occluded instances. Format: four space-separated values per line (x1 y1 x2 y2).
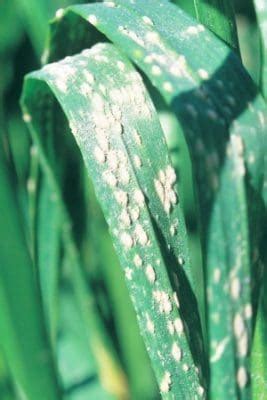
210 337 230 363
230 277 241 300
120 232 133 249
88 14 98 26
145 264 156 283
134 223 149 246
55 8 64 19
154 165 177 213
142 16 154 26
43 61 76 93
171 342 182 362
213 268 221 284
145 313 155 333
133 254 143 267
170 56 187 77
228 134 246 177
198 69 209 80
22 112 31 123
153 290 172 314
125 267 133 280
102 170 117 187
160 371 172 393
237 366 248 389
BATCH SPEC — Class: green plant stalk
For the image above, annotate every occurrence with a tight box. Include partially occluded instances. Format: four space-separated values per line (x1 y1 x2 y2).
253 0 267 97
0 142 60 400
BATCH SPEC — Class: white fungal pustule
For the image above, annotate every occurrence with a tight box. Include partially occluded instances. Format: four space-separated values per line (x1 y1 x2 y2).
119 209 131 228
167 320 175 335
23 113 32 123
230 277 241 300
145 264 156 283
134 223 149 246
88 14 98 25
233 313 245 338
197 385 205 397
228 134 246 177
133 189 145 207
237 366 248 389
172 342 182 362
160 371 172 393
114 189 128 206
151 65 162 76
153 290 172 314
173 292 180 308
142 15 154 26
244 303 252 319
102 170 117 187
133 129 142 146
106 149 119 171
238 330 248 357
133 254 143 268
133 154 142 169
210 336 229 363
55 8 64 19
170 55 187 77
145 313 155 333
183 363 189 372
104 1 116 7
94 146 106 164
154 165 177 214
125 267 133 280
174 318 184 335
83 70 95 84
129 206 140 222
198 68 209 80
213 268 221 284
120 232 134 249
118 165 130 185
163 81 174 93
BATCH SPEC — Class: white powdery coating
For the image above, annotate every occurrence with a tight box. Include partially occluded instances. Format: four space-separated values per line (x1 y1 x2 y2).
173 292 180 308
55 8 64 19
88 14 98 25
198 69 209 80
237 366 248 389
160 371 171 393
94 146 106 164
133 129 142 145
133 154 142 168
183 363 189 372
153 290 172 314
197 386 205 397
244 303 252 319
114 190 128 206
210 337 229 363
23 113 32 123
174 318 184 335
142 15 154 26
145 313 155 333
133 189 145 207
130 206 140 222
120 232 133 249
118 165 130 185
230 277 241 300
146 264 156 283
151 65 162 76
133 254 143 267
83 70 95 84
102 170 117 187
119 209 131 227
172 342 182 362
233 313 245 338
125 267 133 280
163 81 174 93
228 134 246 177
238 331 248 357
135 224 149 246
105 1 116 8
213 268 221 284
107 149 119 170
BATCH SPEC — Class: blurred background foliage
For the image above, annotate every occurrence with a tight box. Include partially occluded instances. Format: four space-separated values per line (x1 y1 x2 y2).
0 0 263 399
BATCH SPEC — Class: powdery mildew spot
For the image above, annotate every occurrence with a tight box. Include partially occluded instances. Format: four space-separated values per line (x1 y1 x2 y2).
145 313 155 333
135 223 149 246
114 189 128 206
230 277 241 300
153 290 172 314
154 166 177 213
125 267 133 280
160 371 172 393
88 14 98 25
94 146 106 164
244 304 252 319
133 189 145 207
171 342 182 362
237 366 248 389
133 154 142 168
142 16 154 26
133 254 143 267
120 232 133 249
145 264 156 283
174 318 184 335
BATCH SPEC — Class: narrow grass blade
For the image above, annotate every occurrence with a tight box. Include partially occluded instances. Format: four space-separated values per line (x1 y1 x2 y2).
0 144 60 400
253 0 267 97
21 43 206 399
